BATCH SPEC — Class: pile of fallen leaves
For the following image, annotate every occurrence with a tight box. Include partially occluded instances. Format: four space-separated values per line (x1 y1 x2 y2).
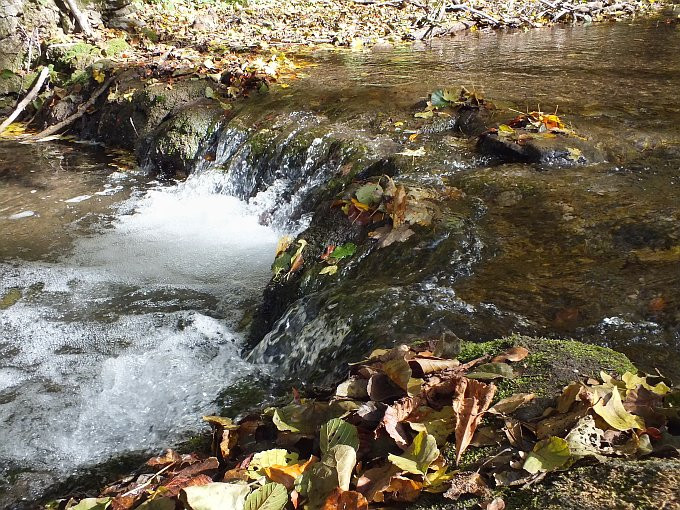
414 87 494 120
334 178 464 249
52 341 679 510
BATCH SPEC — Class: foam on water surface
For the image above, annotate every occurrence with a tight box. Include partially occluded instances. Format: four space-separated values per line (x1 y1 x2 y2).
0 169 279 482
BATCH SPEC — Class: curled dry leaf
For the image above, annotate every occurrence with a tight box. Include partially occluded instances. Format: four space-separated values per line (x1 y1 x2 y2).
452 378 497 464
147 449 180 467
443 471 491 501
489 393 535 415
381 396 420 449
321 488 369 510
491 346 529 363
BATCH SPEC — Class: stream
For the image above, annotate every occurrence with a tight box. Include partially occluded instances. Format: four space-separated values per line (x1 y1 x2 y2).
1 18 680 508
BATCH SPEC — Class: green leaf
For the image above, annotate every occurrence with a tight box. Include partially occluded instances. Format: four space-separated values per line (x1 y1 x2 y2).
593 388 645 431
135 498 175 510
272 400 339 434
323 444 357 491
271 253 291 275
244 483 288 510
388 431 439 475
355 183 383 207
409 406 456 446
70 499 111 510
523 437 572 474
320 418 359 455
295 463 337 508
430 89 456 108
329 242 357 261
466 362 515 380
180 483 250 510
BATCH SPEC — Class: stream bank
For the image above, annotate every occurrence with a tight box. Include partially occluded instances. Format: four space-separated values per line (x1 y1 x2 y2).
1 16 680 510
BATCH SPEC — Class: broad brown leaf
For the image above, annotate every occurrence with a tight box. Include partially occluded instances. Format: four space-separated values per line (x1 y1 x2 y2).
452 378 496 464
381 396 420 449
356 464 400 502
322 488 369 510
443 471 491 501
491 346 529 363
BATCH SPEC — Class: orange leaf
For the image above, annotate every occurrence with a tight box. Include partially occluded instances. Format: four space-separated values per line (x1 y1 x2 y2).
264 457 317 490
322 488 369 509
385 476 423 502
491 346 529 363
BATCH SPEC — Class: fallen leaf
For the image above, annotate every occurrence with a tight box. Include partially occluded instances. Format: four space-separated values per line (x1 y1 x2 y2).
321 488 368 510
489 393 535 415
387 431 439 475
491 346 529 363
452 378 496 464
466 363 515 380
523 436 572 474
244 482 288 510
180 483 250 510
320 265 338 275
321 419 360 455
382 397 420 448
443 472 490 501
397 147 426 157
263 457 316 490
593 388 645 431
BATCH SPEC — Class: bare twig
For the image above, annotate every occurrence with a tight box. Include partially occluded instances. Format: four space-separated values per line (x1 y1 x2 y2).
0 67 50 135
31 74 116 140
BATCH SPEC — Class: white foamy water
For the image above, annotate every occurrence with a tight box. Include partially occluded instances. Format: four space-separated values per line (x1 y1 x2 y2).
0 171 279 481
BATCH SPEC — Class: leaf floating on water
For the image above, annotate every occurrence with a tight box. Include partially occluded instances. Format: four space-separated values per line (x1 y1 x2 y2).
397 147 426 158
319 265 338 276
523 436 572 474
329 242 357 261
243 482 288 510
355 184 383 207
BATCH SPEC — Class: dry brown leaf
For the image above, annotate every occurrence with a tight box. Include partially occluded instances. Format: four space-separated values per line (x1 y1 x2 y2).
322 488 369 509
488 393 535 415
443 471 491 501
384 476 423 502
452 378 497 464
381 396 420 449
556 382 583 413
536 404 588 439
147 449 180 467
491 346 529 363
163 473 213 497
356 464 400 503
409 357 460 377
387 185 407 228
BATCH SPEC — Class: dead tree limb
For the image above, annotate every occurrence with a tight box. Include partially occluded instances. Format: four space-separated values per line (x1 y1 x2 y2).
0 67 50 135
63 0 94 37
32 74 116 140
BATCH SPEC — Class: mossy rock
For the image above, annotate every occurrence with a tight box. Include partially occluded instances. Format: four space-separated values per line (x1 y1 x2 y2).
458 334 636 419
103 37 129 57
48 42 101 72
410 338 679 510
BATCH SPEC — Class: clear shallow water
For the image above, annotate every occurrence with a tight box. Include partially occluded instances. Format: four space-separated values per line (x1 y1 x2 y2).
0 141 281 501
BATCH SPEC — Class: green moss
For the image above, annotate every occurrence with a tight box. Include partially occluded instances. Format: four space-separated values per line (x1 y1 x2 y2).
65 69 91 86
103 38 130 57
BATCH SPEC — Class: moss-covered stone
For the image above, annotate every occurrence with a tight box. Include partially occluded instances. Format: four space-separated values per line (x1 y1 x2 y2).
48 42 101 72
103 37 129 57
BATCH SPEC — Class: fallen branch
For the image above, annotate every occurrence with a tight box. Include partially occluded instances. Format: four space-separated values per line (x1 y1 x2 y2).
31 74 116 140
0 66 50 135
447 4 503 26
63 0 94 37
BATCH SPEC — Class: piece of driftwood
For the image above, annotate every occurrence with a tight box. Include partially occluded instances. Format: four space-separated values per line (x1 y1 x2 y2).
32 74 116 140
63 0 94 37
0 67 51 135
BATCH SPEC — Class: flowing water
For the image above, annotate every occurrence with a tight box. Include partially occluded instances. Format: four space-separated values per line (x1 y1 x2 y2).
1 17 680 508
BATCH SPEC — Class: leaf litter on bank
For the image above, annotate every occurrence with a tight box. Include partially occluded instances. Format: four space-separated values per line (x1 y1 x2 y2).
55 341 680 510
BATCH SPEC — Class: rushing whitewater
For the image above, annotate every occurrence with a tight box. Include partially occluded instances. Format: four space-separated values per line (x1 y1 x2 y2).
0 167 280 484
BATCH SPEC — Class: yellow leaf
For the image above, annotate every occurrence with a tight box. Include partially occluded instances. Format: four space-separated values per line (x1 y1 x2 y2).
319 265 338 276
408 133 419 142
593 388 645 431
